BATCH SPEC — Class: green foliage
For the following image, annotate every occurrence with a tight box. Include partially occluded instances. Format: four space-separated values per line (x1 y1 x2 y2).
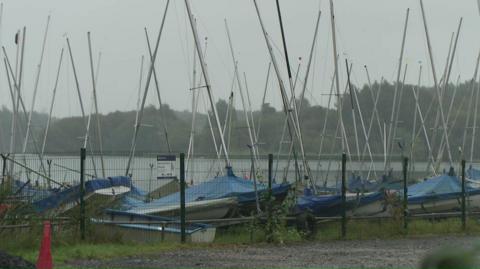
1 80 479 159
247 190 302 244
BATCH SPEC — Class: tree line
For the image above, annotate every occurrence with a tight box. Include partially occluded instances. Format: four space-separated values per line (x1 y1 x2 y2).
0 80 478 161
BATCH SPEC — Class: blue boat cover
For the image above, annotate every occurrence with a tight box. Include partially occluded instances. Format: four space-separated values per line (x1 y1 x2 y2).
348 175 378 192
295 191 384 217
33 176 132 213
13 180 53 201
408 174 462 197
295 194 343 216
407 173 480 204
467 166 480 180
122 167 290 211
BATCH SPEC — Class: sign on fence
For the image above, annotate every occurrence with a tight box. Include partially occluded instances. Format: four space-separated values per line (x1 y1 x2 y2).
157 155 176 179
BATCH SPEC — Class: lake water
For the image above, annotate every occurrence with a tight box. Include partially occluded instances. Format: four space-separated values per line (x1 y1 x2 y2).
2 154 469 192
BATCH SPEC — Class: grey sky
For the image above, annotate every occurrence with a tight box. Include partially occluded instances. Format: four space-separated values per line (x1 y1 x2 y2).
1 0 479 118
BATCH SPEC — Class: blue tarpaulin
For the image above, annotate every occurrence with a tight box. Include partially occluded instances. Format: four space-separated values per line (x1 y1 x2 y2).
294 191 384 217
295 194 343 216
348 175 378 192
407 173 480 204
123 167 290 211
33 176 132 213
13 180 54 201
467 166 480 180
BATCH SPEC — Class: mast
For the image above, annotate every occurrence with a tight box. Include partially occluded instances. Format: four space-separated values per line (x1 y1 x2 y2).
40 48 64 159
125 0 170 176
410 73 436 174
224 20 257 160
348 64 376 180
385 8 409 172
83 53 102 152
316 71 336 181
243 73 259 157
3 39 47 176
87 32 106 178
274 0 312 182
428 32 454 164
22 16 50 156
364 65 384 143
345 61 361 168
185 0 230 166
252 0 310 187
409 64 422 173
186 40 199 182
462 50 480 155
388 63 409 168
419 0 453 166
255 62 272 143
129 55 145 172
471 69 480 163
329 0 347 154
144 28 172 153
66 37 98 176
434 18 462 166
284 10 321 182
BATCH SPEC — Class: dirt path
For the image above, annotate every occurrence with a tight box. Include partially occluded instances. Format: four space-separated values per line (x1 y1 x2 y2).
69 236 478 268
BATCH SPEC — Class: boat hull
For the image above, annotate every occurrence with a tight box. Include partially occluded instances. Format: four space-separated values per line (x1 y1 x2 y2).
408 192 480 214
129 197 238 221
98 209 216 243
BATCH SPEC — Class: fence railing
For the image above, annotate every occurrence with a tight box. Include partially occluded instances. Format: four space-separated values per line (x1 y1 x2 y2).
0 149 476 245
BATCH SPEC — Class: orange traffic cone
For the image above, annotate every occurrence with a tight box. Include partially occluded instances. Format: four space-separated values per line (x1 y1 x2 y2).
36 221 53 269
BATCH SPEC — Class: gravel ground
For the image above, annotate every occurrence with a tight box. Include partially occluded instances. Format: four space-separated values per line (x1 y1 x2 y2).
69 236 479 268
0 250 35 269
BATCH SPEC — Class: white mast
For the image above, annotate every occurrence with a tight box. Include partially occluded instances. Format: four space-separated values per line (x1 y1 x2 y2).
364 66 384 145
186 41 199 183
125 0 170 176
350 70 376 180
461 50 480 155
252 0 312 185
329 0 348 156
243 73 260 157
40 48 64 159
66 37 98 176
471 68 480 163
87 32 106 178
129 55 145 172
434 19 462 166
224 20 257 161
144 28 171 153
22 16 50 156
385 8 409 172
419 0 453 166
255 62 272 143
185 0 230 166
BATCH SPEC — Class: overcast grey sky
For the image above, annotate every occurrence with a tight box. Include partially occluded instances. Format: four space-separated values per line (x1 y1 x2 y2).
1 0 479 118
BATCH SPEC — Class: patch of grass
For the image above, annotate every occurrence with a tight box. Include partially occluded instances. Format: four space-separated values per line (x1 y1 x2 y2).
6 217 480 267
13 241 191 265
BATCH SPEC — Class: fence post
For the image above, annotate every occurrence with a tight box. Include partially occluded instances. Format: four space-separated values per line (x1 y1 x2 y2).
47 160 52 178
180 153 186 243
403 157 409 231
341 152 347 239
268 154 273 192
1 154 7 185
461 159 466 231
80 148 86 240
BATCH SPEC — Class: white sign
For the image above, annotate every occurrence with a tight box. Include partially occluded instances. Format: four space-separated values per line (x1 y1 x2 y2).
157 155 176 179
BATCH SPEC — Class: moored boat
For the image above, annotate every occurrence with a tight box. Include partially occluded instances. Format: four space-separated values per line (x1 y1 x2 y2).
94 209 216 243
